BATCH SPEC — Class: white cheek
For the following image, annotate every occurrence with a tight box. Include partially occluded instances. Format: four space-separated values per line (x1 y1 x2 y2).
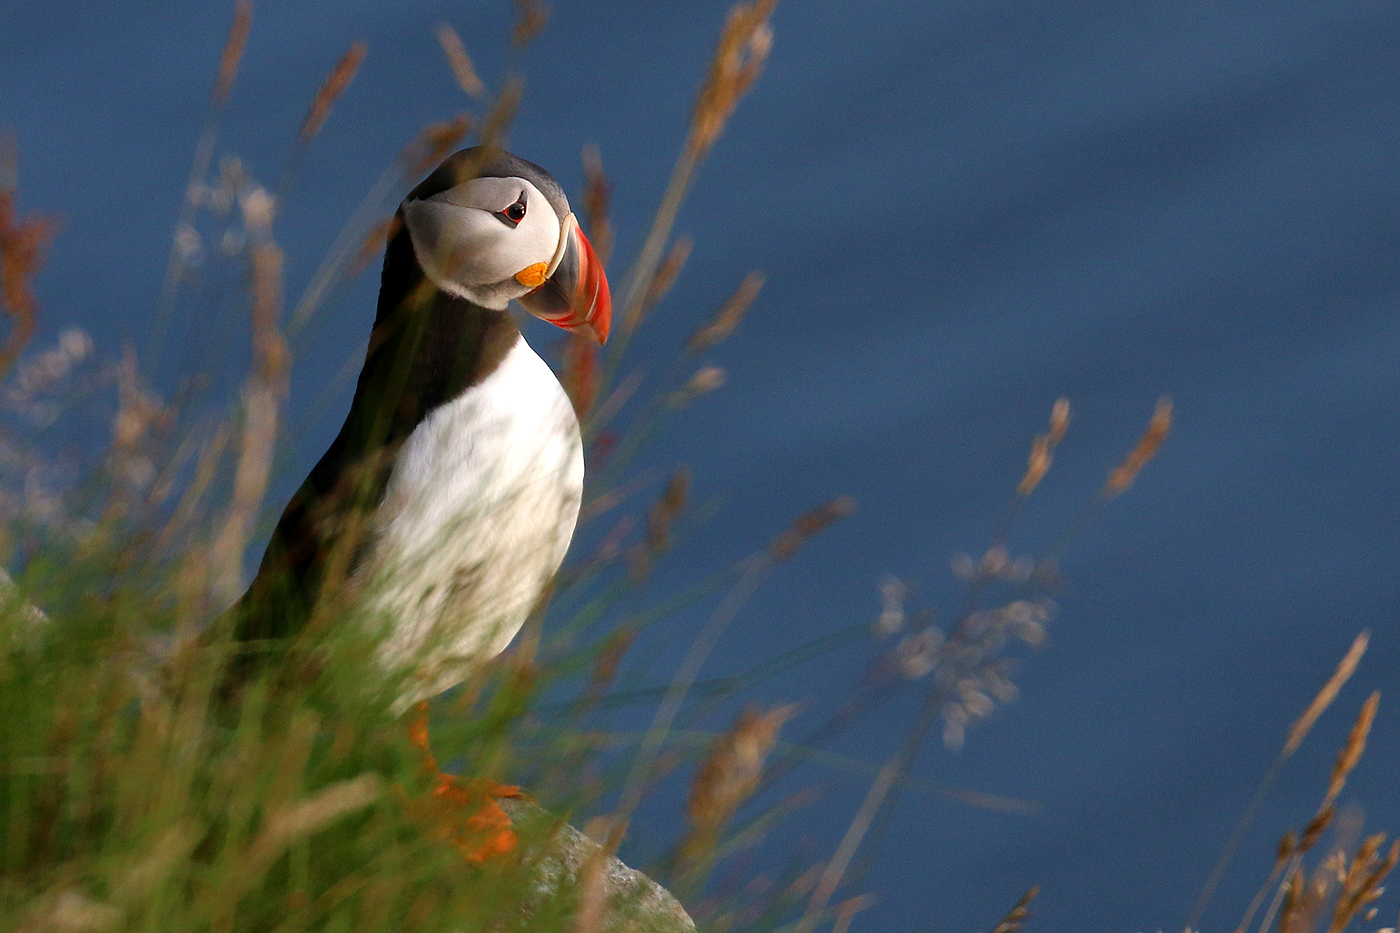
403 200 497 286
403 197 560 292
514 207 561 267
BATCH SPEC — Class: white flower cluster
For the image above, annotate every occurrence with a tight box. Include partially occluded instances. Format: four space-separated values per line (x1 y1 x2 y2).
177 155 278 264
871 573 905 637
873 569 1053 749
0 329 168 539
2 328 94 426
930 600 1050 749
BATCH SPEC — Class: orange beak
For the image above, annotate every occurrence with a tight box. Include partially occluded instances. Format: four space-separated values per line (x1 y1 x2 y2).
518 216 611 344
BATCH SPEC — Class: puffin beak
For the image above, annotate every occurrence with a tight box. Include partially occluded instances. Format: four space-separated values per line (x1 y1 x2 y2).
518 213 612 344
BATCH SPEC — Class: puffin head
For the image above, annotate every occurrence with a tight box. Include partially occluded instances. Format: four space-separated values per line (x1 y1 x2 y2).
399 146 611 343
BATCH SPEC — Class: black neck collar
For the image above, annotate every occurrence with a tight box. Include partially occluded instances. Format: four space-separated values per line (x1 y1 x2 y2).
343 215 521 456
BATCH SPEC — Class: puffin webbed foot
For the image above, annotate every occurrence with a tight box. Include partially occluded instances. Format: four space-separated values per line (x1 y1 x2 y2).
408 701 526 863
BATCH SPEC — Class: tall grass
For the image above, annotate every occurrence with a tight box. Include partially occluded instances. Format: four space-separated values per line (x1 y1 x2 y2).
0 4 1391 932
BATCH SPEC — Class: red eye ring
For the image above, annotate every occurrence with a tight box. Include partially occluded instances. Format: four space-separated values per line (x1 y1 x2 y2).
500 195 527 226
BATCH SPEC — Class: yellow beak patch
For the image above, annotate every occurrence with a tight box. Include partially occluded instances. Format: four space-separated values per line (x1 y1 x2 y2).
514 262 549 289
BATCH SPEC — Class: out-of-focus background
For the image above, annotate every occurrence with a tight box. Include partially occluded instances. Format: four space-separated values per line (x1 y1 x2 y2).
4 2 1400 929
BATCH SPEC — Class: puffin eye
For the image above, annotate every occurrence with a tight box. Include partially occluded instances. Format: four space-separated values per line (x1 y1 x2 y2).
499 194 527 227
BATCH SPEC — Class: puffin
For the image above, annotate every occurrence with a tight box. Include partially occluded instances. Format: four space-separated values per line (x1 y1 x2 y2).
228 145 611 707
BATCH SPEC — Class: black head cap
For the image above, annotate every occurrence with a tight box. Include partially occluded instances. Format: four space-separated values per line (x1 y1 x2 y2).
405 146 570 221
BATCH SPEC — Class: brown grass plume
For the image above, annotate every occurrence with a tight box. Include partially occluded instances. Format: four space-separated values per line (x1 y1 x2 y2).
299 41 368 142
1286 631 1369 756
436 24 487 99
1105 396 1171 496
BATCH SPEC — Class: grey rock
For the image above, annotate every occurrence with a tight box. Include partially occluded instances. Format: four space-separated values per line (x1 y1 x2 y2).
501 798 696 933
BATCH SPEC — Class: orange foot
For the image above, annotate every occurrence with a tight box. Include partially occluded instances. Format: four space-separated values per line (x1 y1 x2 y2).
409 701 524 864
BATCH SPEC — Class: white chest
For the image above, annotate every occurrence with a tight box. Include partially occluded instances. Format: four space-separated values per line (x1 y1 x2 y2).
360 335 583 694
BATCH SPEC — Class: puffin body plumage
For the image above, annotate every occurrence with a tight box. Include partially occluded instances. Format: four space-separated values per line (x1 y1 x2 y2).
229 146 610 702
367 332 583 696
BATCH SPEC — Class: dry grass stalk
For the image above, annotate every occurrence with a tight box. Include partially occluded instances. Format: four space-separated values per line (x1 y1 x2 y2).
1048 396 1069 444
210 226 289 603
770 496 857 563
582 369 644 445
1286 631 1369 755
1327 834 1398 933
245 774 383 877
15 889 122 933
647 467 691 555
1302 807 1336 853
572 847 611 933
989 885 1039 933
350 215 402 277
104 343 170 521
1237 835 1300 933
614 495 837 829
145 418 207 514
248 244 290 386
627 236 691 332
157 423 229 554
511 0 550 47
798 756 898 933
629 465 692 580
596 515 638 567
479 76 523 150
681 703 797 865
570 817 626 933
613 0 775 349
109 823 202 906
435 24 486 99
829 894 877 933
581 144 613 265
873 573 906 636
667 365 726 409
795 573 1048 933
687 271 764 354
583 626 635 709
578 472 642 528
1105 396 1172 496
689 0 775 157
1018 436 1053 498
299 41 368 142
404 113 475 181
1017 398 1070 497
1197 633 1373 933
1277 863 1309 933
153 1 255 342
214 0 253 105
561 335 599 417
0 164 58 379
1 133 16 193
1250 693 1383 933
1322 690 1379 809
